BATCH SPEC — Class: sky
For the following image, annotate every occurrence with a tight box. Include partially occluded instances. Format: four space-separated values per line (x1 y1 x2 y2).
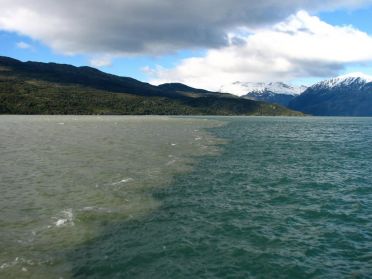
1 0 372 95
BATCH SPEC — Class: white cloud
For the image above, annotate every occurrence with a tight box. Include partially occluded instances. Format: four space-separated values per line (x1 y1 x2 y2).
148 11 372 95
89 55 112 68
0 0 371 55
16 41 31 49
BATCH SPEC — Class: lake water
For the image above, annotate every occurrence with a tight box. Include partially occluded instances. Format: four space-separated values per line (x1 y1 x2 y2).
0 116 371 278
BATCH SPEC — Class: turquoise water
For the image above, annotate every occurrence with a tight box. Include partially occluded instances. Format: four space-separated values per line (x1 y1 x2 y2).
1 116 372 278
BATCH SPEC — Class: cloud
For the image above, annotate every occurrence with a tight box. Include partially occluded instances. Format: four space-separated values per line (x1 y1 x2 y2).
0 0 371 55
89 55 113 68
148 11 372 95
16 41 31 49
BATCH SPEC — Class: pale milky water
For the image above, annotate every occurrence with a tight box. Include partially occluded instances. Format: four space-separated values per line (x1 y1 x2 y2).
1 116 372 279
0 116 223 278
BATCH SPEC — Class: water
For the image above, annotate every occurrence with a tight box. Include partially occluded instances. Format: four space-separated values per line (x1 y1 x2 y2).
1 116 371 278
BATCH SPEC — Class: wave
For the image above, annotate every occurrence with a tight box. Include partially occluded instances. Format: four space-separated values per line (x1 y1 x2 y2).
53 209 74 227
110 178 134 186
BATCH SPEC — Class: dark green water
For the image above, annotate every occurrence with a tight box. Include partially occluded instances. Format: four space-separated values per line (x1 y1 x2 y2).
1 116 372 278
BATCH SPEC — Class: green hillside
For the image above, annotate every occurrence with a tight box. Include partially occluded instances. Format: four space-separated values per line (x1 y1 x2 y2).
0 56 303 116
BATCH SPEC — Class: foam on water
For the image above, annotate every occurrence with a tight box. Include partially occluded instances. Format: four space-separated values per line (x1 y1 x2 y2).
110 178 134 186
166 159 177 166
54 209 74 227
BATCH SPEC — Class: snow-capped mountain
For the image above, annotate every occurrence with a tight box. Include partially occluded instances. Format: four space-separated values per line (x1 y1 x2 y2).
241 82 307 96
310 72 372 91
289 73 372 116
219 81 307 97
237 82 307 106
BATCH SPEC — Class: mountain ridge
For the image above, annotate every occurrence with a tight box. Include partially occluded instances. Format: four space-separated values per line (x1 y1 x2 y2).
239 82 307 106
0 56 302 116
289 74 372 116
308 73 372 91
239 82 307 96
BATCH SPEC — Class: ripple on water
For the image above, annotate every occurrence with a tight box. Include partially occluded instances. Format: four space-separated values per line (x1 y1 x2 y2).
0 115 224 279
67 117 372 278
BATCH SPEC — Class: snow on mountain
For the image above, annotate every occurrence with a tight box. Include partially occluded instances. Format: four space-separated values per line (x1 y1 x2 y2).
310 72 372 90
289 72 372 116
245 82 307 95
220 81 307 96
231 82 307 107
219 73 372 98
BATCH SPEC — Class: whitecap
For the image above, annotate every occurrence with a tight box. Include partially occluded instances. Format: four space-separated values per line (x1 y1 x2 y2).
111 178 134 186
54 209 74 227
0 263 9 270
0 257 33 270
79 206 112 213
55 219 67 227
166 159 177 166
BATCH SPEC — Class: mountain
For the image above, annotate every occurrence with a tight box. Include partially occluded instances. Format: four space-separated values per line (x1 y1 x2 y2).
308 73 372 91
289 73 372 116
240 82 307 107
158 83 211 94
0 56 302 116
0 56 165 96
